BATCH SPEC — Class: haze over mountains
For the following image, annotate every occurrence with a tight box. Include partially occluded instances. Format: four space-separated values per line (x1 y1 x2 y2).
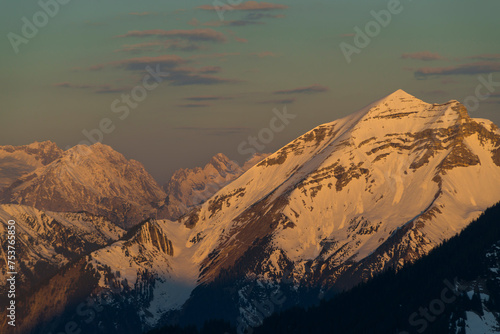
1 90 500 333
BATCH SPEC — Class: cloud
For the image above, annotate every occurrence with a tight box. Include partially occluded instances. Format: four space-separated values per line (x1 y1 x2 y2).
185 96 232 101
243 12 285 20
115 41 205 53
177 103 211 108
189 52 241 60
53 82 93 89
88 54 240 86
466 54 500 61
203 20 264 27
94 86 131 94
89 55 187 71
251 51 277 58
53 82 130 94
197 1 288 11
259 98 295 104
198 11 284 27
168 71 241 86
117 29 226 42
482 99 500 105
402 51 444 61
415 61 500 78
273 84 329 95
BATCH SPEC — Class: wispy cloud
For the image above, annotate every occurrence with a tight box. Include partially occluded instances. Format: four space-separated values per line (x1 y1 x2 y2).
466 54 500 61
95 86 131 94
189 52 241 60
259 98 295 104
197 11 284 27
243 12 285 20
185 95 232 101
168 71 241 86
203 20 264 27
89 55 187 71
401 51 444 61
53 82 93 89
273 84 329 95
415 61 500 78
115 41 205 53
197 1 288 11
117 29 227 42
53 82 130 94
177 103 211 108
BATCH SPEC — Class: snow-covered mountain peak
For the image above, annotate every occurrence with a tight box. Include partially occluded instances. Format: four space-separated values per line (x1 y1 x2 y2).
207 153 240 175
0 141 64 190
162 152 269 220
24 140 60 151
348 96 474 148
1 143 166 229
177 91 500 286
64 142 126 164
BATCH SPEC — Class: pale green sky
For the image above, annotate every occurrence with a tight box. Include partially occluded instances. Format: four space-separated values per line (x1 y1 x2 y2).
1 0 499 182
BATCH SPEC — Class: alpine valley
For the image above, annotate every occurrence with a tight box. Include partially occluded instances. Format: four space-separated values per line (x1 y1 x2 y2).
1 90 500 334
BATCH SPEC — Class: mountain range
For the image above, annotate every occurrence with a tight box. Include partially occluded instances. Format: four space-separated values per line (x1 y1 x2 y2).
1 90 500 333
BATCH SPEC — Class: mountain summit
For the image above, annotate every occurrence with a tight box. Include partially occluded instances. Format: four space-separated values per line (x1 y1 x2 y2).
182 90 500 286
163 152 269 219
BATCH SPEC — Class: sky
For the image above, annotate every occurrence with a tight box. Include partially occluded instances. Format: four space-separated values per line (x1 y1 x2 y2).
1 0 500 183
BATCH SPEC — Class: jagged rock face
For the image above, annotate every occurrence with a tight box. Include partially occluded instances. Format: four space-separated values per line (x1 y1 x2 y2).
84 218 198 328
182 90 500 289
0 204 124 295
163 152 269 220
0 141 63 190
0 143 167 229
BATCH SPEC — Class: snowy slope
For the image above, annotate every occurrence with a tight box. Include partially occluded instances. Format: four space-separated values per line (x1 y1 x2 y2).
0 204 124 293
0 141 62 190
88 218 198 327
179 90 500 286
